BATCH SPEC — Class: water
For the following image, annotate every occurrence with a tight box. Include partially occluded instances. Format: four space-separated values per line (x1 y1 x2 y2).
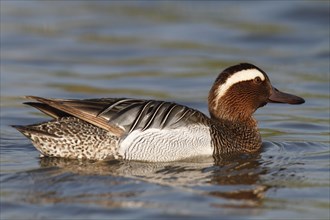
1 1 329 219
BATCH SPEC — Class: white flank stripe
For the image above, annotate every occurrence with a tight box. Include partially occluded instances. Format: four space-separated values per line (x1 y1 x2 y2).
216 68 265 100
118 126 212 162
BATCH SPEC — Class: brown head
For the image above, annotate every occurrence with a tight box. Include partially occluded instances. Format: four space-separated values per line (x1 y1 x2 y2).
208 63 305 126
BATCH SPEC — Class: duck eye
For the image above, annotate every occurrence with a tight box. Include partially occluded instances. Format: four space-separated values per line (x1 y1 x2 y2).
254 76 262 84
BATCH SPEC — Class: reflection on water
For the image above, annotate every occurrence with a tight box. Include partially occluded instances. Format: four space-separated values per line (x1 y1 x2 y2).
1 1 329 219
3 140 328 219
11 152 268 211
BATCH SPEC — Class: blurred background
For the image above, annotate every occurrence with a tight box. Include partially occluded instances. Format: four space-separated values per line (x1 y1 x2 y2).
1 1 329 219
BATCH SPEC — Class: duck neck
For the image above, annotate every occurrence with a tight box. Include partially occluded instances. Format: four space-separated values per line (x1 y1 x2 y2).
208 101 261 155
209 117 261 155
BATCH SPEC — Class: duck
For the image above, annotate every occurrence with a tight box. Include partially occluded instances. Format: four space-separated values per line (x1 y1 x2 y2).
13 63 305 162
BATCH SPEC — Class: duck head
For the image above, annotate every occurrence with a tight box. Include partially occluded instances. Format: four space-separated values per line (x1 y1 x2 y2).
208 63 305 125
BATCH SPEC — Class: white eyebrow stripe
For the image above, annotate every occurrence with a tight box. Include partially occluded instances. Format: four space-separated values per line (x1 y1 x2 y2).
215 69 265 101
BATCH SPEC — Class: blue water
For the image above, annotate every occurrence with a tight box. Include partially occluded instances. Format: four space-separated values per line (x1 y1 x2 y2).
1 1 329 219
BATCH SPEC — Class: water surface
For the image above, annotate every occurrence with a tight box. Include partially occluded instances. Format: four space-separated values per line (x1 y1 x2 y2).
1 1 329 219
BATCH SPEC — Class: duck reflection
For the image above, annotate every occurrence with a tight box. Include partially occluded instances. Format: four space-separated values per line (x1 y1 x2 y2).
37 151 269 208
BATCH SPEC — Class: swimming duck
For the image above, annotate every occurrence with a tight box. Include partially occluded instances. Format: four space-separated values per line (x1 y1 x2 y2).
13 63 305 162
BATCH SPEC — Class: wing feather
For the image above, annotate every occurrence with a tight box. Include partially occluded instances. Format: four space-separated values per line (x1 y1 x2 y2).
25 96 124 136
25 96 209 135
